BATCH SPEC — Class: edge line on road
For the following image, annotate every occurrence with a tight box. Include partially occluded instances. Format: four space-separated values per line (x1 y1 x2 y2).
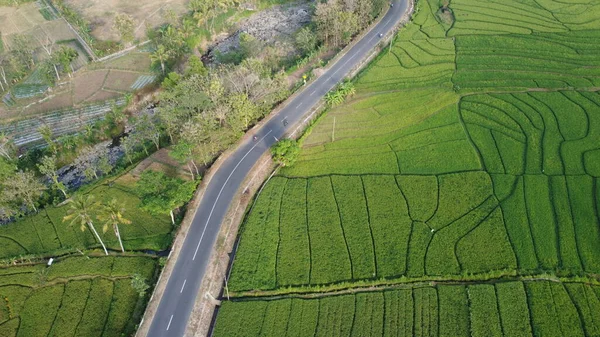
166 315 174 331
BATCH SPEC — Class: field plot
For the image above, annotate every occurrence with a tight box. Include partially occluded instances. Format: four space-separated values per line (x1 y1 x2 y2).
220 0 600 334
454 31 600 92
449 0 600 35
0 2 76 51
214 281 600 337
0 255 156 337
229 172 517 291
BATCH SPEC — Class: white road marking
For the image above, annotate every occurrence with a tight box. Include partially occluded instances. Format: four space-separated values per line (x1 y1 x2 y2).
310 90 316 96
273 136 279 142
166 315 174 331
180 279 187 293
192 130 273 261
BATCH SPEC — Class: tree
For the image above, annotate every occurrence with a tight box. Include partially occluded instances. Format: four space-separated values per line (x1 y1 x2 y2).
131 274 149 297
295 26 318 54
0 133 16 160
270 139 300 167
150 45 170 74
135 170 197 224
2 170 46 213
98 198 131 253
38 125 57 155
114 13 136 45
37 155 67 198
63 194 109 255
170 140 199 179
121 135 141 164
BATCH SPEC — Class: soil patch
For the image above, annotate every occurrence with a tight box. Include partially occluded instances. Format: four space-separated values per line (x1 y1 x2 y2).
62 0 188 42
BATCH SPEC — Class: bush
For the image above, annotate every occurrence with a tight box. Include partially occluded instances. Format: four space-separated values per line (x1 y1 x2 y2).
271 139 300 167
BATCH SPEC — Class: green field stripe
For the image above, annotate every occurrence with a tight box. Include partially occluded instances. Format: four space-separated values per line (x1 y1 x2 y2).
428 172 494 230
497 176 539 270
74 278 114 337
17 284 65 337
413 287 438 337
260 298 292 337
566 175 600 273
229 177 286 291
307 177 352 285
328 177 355 280
549 283 585 337
564 283 600 336
438 285 470 337
350 292 384 336
456 206 517 273
496 282 533 337
396 175 438 222
315 295 355 337
47 280 92 337
523 175 559 270
331 176 376 280
548 176 584 273
212 301 268 336
467 284 503 337
362 175 411 278
284 298 319 337
277 179 310 287
426 196 497 275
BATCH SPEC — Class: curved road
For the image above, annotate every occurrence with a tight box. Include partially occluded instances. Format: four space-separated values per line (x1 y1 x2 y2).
147 1 409 336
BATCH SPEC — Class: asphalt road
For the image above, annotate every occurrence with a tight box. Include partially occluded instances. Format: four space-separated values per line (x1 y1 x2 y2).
146 1 409 336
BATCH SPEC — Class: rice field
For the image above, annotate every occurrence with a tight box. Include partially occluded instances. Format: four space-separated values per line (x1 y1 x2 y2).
216 0 600 334
214 281 600 337
0 255 157 337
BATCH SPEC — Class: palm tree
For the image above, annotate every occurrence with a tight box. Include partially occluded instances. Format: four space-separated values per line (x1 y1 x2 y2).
63 195 109 255
97 199 131 253
150 45 170 74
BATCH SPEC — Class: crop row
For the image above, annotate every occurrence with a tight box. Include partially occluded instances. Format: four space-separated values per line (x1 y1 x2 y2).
229 172 517 291
0 183 172 259
214 281 600 337
0 255 155 337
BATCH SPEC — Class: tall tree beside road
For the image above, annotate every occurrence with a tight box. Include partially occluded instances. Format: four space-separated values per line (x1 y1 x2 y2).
63 194 109 255
315 0 379 47
135 170 197 225
98 198 131 253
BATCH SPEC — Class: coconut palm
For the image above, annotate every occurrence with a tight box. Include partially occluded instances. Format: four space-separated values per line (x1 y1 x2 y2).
97 198 131 253
63 194 108 255
150 45 170 74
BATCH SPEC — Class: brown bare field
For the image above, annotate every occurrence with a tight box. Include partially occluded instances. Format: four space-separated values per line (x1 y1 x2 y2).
84 89 120 103
0 3 76 52
72 69 108 104
130 148 192 180
103 70 142 92
24 90 73 115
62 0 188 42
97 52 153 71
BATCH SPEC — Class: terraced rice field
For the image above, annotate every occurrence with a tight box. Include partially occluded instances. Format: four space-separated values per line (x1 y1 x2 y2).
217 0 600 335
0 255 156 337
